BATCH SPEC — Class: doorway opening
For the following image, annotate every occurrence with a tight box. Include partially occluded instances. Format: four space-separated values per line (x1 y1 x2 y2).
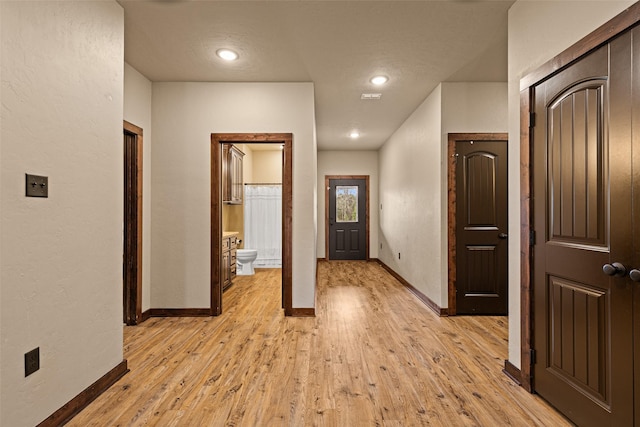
211 133 293 316
447 133 508 315
123 120 143 325
325 175 369 260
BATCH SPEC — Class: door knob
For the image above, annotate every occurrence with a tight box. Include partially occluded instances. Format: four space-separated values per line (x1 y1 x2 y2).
602 262 627 277
498 233 508 239
629 269 640 282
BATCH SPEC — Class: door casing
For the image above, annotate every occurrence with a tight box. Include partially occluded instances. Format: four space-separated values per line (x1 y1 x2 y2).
324 175 369 261
211 133 293 316
447 133 508 316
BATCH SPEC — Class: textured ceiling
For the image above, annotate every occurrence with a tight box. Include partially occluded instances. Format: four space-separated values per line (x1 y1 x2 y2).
119 0 514 150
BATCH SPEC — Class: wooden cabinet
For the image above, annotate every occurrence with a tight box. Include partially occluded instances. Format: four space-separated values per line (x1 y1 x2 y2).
222 144 244 204
222 234 237 290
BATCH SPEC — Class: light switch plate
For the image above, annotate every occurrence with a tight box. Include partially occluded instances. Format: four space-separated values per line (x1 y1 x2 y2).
26 174 48 198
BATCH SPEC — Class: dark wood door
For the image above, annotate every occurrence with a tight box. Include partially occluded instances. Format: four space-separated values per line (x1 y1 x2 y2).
532 34 634 426
123 121 142 326
455 139 508 314
328 178 367 260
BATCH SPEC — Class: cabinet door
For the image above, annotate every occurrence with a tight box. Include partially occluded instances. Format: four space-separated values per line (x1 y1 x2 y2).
230 148 243 203
222 251 230 288
222 144 231 202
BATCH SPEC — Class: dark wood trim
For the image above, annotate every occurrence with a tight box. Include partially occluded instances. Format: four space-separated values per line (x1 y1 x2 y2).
503 360 523 386
148 308 210 317
140 309 151 323
123 120 143 325
324 175 370 261
211 133 294 316
37 360 128 427
446 133 508 316
290 308 316 317
520 2 640 90
517 1 640 396
519 89 534 393
374 258 448 317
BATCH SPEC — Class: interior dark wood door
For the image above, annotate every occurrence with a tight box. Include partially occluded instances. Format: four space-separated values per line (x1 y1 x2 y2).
123 121 142 326
532 35 634 426
328 178 367 260
455 139 508 315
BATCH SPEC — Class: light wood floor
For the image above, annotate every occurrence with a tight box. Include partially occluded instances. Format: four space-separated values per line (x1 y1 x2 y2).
69 261 570 426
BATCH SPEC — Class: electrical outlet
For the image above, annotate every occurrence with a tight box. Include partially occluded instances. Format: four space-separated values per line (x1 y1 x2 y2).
25 347 40 377
25 174 48 198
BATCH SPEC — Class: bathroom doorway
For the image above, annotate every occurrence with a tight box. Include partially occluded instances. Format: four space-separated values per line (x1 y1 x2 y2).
211 133 293 316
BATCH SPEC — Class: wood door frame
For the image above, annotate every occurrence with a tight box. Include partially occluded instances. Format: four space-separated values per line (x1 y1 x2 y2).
123 120 143 325
447 133 508 316
211 133 293 316
324 175 370 261
518 3 640 392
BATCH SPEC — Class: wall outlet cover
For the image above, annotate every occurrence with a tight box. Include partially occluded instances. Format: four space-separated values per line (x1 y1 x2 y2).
25 174 48 198
25 347 40 377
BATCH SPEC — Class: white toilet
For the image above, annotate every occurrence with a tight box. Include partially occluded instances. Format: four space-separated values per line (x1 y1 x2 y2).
236 249 258 275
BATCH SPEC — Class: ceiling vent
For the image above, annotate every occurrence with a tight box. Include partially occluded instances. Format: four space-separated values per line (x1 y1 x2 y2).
361 93 382 100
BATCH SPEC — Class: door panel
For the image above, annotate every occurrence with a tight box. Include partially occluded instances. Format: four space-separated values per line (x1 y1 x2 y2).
532 35 634 427
328 178 367 260
455 140 508 314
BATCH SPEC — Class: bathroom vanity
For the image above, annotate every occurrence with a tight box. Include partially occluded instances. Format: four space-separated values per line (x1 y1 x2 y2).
222 231 238 290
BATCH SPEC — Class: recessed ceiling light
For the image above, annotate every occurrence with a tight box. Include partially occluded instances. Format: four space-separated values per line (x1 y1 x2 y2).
370 75 389 85
350 131 360 139
216 48 239 61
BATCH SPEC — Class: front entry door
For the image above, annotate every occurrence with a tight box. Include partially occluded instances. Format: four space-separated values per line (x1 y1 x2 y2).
455 137 508 315
532 34 634 426
327 177 368 260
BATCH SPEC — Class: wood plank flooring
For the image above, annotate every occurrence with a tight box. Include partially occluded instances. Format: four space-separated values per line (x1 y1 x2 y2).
67 261 570 426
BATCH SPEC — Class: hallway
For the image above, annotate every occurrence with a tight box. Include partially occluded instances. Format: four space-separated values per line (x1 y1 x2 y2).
68 262 569 426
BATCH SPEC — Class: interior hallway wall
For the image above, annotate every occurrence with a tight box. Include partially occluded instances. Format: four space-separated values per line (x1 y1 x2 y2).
124 62 153 313
378 85 443 304
378 82 507 309
0 2 124 426
506 0 635 369
151 82 316 309
317 151 379 259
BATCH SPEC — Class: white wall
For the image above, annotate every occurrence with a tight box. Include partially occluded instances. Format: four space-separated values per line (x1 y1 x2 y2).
378 82 508 308
0 2 124 426
507 0 634 369
124 63 153 313
379 85 443 304
317 151 379 259
151 82 317 309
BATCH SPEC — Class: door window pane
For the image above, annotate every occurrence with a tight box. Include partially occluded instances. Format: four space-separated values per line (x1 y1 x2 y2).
336 186 358 222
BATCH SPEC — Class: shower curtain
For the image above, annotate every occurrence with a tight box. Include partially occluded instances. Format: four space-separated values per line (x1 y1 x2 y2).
244 184 282 268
